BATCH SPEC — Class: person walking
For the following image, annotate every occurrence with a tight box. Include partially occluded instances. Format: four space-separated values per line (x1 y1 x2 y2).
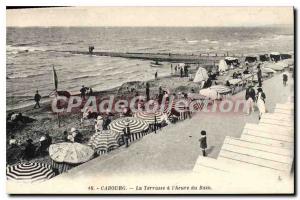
170 64 173 75
257 65 263 87
257 88 266 120
283 72 288 86
122 124 130 148
80 85 87 100
199 131 207 157
146 82 150 101
155 71 158 80
245 84 256 115
180 67 183 77
34 90 41 109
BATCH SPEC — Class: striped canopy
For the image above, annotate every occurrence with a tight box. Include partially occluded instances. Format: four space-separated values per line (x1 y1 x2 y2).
87 130 120 154
7 162 55 182
109 117 149 134
162 99 191 115
134 111 165 124
49 142 94 164
209 85 232 94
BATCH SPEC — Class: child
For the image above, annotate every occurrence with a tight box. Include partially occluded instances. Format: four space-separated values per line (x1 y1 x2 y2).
199 130 208 157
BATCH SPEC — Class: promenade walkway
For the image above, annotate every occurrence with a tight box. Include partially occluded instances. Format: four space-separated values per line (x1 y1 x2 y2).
7 71 294 194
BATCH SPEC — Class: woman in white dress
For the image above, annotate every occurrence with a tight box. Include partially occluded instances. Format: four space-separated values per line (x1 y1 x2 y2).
256 88 266 120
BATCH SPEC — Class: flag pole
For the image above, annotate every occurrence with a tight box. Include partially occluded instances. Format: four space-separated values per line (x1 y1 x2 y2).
53 65 60 128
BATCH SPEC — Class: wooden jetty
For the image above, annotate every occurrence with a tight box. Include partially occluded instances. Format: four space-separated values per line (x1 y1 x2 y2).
54 50 246 64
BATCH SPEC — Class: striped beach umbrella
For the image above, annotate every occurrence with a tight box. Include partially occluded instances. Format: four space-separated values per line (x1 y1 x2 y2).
87 130 120 155
134 111 165 124
6 162 55 182
109 117 149 134
49 142 94 164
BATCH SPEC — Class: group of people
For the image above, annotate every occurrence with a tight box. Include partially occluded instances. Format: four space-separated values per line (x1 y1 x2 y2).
80 85 93 100
245 84 266 119
8 133 53 161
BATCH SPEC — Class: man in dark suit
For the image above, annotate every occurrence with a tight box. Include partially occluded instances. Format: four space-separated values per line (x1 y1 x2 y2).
123 124 130 148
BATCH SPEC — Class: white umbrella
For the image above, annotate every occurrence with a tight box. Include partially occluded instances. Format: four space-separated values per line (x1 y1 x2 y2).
199 88 218 100
49 142 94 164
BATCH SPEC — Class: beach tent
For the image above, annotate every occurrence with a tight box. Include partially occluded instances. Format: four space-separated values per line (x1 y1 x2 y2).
218 59 228 72
7 162 55 183
280 53 292 60
87 130 121 155
270 52 281 62
259 54 270 62
193 67 208 83
224 57 239 68
245 56 258 64
49 142 94 174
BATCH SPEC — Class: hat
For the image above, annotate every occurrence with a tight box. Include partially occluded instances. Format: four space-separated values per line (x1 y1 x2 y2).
39 136 46 142
97 116 103 120
70 127 77 133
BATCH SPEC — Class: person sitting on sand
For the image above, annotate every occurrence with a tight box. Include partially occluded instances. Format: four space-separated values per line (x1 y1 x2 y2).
23 139 36 161
38 134 52 156
62 131 69 142
34 90 41 109
9 135 18 148
95 116 104 132
103 116 112 130
243 67 249 74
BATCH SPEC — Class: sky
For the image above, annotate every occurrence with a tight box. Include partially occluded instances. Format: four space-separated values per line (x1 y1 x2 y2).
6 7 294 27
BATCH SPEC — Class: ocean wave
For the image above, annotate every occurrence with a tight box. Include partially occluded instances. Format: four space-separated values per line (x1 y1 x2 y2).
6 73 45 79
6 45 46 55
187 40 199 44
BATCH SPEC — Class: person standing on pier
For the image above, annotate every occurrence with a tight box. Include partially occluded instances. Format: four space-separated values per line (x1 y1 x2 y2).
245 85 256 115
199 130 207 157
123 123 130 148
256 88 266 120
34 90 41 109
283 72 288 86
257 65 263 87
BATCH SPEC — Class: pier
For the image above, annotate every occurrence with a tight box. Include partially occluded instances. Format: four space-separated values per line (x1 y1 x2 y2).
56 50 245 64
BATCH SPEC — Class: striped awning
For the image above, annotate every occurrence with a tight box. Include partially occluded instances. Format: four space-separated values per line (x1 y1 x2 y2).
7 162 55 182
109 117 149 134
87 130 120 154
134 111 165 124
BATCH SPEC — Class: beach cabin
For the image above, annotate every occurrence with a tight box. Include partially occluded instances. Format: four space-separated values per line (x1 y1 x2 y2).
244 55 258 66
193 67 209 84
270 52 281 62
218 57 239 72
259 54 270 62
280 53 292 60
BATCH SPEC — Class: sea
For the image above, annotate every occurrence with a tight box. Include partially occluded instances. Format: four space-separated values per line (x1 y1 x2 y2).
6 26 293 109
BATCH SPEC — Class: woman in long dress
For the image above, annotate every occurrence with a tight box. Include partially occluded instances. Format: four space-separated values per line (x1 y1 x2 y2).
256 88 266 120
